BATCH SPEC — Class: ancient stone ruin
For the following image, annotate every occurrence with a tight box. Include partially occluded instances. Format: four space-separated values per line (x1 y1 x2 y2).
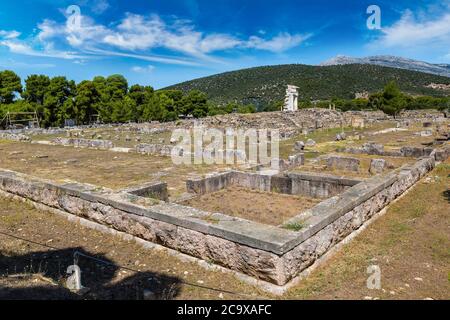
0 108 448 294
283 85 299 112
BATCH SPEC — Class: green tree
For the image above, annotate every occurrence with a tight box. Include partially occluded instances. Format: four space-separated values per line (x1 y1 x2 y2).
75 80 101 124
179 90 208 118
129 84 155 121
22 74 50 105
0 70 22 104
142 94 168 122
0 100 34 124
111 95 136 123
56 98 77 126
368 81 407 117
106 74 128 100
237 104 256 114
378 81 407 117
42 76 76 127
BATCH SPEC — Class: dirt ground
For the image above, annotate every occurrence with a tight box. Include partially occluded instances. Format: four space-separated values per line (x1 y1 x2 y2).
0 197 269 300
0 162 449 300
181 187 321 226
0 140 230 198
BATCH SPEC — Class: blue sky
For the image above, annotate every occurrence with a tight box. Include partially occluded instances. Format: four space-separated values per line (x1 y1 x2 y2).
0 0 449 88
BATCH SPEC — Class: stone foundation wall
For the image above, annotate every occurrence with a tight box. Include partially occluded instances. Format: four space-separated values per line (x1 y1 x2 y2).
186 172 233 194
0 132 31 142
0 154 436 287
287 172 361 198
122 182 169 201
345 143 449 160
186 170 362 199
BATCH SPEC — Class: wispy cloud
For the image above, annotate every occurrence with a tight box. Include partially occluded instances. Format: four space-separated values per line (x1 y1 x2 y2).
0 30 21 39
246 32 312 52
0 39 86 59
83 47 201 66
131 65 155 73
0 11 311 65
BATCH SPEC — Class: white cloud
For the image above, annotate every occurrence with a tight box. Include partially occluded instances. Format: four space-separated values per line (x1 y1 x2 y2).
101 14 307 56
0 39 86 59
0 30 21 39
103 14 163 50
372 10 450 49
84 47 201 66
246 32 311 52
1 12 311 65
131 65 155 73
199 34 242 53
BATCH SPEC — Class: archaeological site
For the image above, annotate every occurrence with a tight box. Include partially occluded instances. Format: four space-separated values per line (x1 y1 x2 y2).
1 1 449 304
1 106 448 297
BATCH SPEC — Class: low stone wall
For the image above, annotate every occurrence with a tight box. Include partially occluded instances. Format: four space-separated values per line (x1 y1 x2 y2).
345 142 450 160
186 171 233 194
135 143 176 156
0 132 31 142
122 181 169 201
52 137 114 150
187 170 362 199
0 154 436 288
287 172 361 199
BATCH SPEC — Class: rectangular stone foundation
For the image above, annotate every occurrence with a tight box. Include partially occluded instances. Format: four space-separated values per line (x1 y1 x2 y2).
0 155 436 287
186 170 362 199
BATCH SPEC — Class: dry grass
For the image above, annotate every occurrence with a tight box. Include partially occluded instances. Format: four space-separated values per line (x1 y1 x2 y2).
0 141 230 197
181 186 321 226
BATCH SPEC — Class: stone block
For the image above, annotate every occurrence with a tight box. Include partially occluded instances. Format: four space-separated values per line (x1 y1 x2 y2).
369 159 386 175
326 156 360 172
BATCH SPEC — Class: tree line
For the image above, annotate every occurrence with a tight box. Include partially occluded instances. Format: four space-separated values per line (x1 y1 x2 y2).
0 70 260 128
301 81 449 117
1 69 448 128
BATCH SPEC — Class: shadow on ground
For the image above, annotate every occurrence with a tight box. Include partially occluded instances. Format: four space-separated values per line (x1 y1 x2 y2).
0 247 181 300
443 191 450 203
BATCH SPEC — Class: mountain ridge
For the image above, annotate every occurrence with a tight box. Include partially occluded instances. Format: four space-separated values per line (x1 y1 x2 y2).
320 55 450 77
166 63 450 106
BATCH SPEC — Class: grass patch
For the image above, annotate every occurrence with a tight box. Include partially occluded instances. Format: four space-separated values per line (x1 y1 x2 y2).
283 221 306 232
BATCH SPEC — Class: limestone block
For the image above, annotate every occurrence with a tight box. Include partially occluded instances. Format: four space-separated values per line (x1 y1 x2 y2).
369 159 387 175
327 156 360 172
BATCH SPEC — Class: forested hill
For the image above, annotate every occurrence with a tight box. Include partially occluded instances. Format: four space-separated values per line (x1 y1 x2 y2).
165 64 450 106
